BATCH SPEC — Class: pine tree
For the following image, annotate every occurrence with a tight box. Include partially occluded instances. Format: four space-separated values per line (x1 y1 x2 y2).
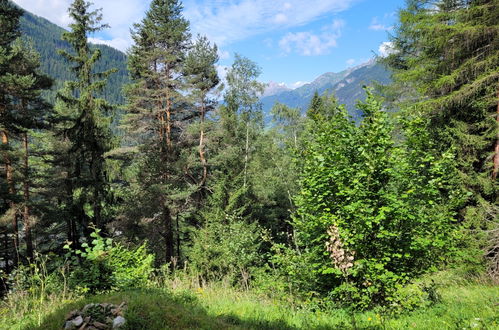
122 0 191 263
0 0 52 263
57 0 116 245
0 0 23 268
184 35 220 189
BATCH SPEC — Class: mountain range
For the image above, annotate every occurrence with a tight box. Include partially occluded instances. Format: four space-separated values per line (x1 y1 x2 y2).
261 60 391 119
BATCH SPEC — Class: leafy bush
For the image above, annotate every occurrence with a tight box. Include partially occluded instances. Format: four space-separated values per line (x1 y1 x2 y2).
188 214 262 287
65 228 154 294
290 91 463 309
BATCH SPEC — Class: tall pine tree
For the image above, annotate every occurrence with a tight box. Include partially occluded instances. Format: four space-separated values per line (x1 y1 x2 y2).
122 0 191 263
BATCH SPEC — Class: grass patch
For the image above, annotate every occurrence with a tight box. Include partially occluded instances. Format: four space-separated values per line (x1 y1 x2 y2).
1 275 498 329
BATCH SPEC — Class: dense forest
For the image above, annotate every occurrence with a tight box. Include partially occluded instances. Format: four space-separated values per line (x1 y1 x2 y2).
0 0 498 329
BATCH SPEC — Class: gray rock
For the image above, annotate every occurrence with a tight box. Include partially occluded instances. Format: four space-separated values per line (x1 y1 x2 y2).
112 316 126 329
72 316 84 327
64 320 75 330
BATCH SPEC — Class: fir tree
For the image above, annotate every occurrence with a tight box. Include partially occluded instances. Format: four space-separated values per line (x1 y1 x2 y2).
0 0 52 263
57 0 116 244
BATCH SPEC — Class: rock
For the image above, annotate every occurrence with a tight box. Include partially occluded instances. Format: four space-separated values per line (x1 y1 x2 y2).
112 316 126 329
93 321 109 329
82 304 94 313
65 310 78 320
72 316 84 327
64 321 75 330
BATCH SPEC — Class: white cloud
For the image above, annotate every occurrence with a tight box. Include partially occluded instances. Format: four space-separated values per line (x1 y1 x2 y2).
346 58 355 66
13 0 357 52
378 41 395 57
279 19 344 56
369 16 393 31
218 49 230 60
273 13 288 24
184 0 357 46
88 37 130 51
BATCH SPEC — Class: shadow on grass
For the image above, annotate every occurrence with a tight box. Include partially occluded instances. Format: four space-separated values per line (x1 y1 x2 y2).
25 288 355 330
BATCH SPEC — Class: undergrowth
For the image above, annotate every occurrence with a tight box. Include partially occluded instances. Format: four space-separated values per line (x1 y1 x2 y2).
1 269 497 330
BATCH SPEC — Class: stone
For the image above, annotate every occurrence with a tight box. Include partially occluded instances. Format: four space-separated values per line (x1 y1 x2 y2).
72 316 84 327
93 321 109 329
65 310 78 320
64 321 75 330
112 316 126 329
82 304 95 313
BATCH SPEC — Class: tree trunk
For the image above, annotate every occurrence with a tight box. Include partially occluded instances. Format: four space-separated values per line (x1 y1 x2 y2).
1 130 18 265
2 229 10 273
163 204 174 263
22 132 33 260
492 87 499 180
243 122 250 188
199 98 207 187
166 98 172 152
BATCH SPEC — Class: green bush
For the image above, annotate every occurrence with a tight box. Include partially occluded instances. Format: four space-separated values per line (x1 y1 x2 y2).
290 92 463 309
188 214 262 286
65 228 154 294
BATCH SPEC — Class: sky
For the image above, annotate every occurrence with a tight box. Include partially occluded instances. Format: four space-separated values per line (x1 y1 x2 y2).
12 0 403 89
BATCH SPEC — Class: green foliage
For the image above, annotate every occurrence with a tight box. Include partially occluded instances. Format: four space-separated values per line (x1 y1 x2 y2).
384 0 499 272
290 90 462 308
19 5 128 105
188 214 262 286
64 228 154 294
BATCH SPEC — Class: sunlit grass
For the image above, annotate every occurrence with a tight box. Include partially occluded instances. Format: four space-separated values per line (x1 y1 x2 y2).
1 271 498 329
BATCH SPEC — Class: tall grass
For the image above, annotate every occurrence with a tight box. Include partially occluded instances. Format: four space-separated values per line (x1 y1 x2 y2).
1 263 498 329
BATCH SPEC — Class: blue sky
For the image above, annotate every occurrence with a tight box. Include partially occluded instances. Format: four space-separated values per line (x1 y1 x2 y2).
13 0 403 88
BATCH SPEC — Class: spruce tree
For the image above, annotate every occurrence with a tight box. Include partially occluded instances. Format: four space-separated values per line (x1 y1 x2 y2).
184 35 220 190
57 0 116 244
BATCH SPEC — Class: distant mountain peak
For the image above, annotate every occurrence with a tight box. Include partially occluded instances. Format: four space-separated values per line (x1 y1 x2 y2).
261 81 291 97
260 60 391 120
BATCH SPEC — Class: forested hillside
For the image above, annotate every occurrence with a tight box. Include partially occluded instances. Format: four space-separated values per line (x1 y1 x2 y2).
1 0 497 329
19 7 128 104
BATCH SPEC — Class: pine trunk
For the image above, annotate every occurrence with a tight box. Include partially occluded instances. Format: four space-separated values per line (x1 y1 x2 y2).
493 87 499 180
22 132 33 260
1 130 18 265
163 204 174 263
199 99 207 187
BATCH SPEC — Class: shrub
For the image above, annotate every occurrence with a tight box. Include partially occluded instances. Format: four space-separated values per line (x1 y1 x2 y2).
291 91 463 309
65 228 154 294
188 214 262 287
